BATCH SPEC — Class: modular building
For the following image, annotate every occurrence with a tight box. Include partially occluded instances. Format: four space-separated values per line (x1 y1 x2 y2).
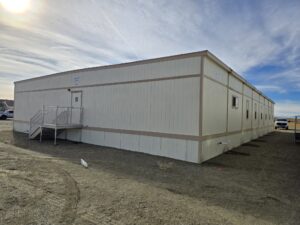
13 50 274 163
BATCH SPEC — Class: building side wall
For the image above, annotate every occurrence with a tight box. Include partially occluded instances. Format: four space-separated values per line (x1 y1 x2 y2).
203 57 228 85
201 56 274 162
81 77 200 135
242 95 252 130
227 89 243 132
79 130 199 163
252 99 260 129
14 56 201 163
202 77 227 136
14 89 70 126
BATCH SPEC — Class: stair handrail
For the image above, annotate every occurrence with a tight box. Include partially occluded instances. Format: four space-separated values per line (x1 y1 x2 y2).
29 106 83 137
42 106 83 126
29 109 43 137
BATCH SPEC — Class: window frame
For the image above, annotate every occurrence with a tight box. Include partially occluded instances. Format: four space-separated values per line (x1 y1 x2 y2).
232 95 239 109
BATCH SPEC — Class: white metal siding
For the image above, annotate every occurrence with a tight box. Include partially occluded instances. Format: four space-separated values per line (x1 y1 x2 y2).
81 77 200 135
227 89 242 132
80 130 199 163
229 75 243 93
243 85 252 98
253 91 260 101
203 57 228 85
15 57 201 92
14 52 274 164
252 99 259 129
242 95 252 130
202 77 227 136
14 89 69 123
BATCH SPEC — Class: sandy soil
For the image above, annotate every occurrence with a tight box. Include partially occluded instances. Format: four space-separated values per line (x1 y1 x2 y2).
0 120 299 225
288 122 300 130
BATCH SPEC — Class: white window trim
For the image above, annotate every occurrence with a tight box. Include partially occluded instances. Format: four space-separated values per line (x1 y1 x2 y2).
232 95 239 109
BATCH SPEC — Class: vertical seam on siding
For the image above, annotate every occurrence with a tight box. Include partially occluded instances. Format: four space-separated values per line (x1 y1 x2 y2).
13 84 16 131
241 84 244 132
198 56 204 163
251 90 253 130
226 73 230 133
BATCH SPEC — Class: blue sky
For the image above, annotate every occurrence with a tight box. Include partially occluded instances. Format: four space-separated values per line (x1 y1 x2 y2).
0 0 299 116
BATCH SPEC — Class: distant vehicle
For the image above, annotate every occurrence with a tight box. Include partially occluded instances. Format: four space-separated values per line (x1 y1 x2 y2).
0 111 7 120
0 110 13 120
4 110 14 118
274 118 288 130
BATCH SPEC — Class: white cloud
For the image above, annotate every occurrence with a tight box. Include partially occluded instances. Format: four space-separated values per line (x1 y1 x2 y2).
0 0 299 105
275 101 300 117
0 78 14 99
255 85 286 94
267 67 300 89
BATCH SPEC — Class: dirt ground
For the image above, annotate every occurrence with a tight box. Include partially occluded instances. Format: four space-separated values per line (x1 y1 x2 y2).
288 121 300 130
0 120 299 225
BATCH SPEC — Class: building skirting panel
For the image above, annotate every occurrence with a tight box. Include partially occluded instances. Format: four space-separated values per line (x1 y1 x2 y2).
80 129 199 163
13 120 272 164
200 127 273 162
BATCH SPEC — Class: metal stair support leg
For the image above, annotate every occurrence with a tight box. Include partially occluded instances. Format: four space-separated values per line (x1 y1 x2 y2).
54 128 57 145
40 127 43 143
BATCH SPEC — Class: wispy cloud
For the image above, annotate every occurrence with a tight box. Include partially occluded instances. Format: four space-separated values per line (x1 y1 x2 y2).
275 101 300 117
0 0 299 109
255 85 287 94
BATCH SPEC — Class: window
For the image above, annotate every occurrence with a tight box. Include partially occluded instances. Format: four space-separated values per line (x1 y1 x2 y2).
254 103 257 120
246 100 250 119
232 96 239 109
261 113 263 120
75 97 79 102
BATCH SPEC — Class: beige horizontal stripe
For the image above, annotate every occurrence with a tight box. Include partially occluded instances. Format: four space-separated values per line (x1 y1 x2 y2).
84 126 200 141
201 129 247 141
14 120 273 142
201 126 273 141
84 127 273 141
16 74 201 93
85 126 273 141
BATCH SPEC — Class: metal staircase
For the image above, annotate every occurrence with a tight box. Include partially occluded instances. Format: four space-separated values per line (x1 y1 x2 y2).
29 106 83 144
29 110 43 139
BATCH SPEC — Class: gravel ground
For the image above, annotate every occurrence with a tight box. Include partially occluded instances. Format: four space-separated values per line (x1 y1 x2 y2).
0 120 299 225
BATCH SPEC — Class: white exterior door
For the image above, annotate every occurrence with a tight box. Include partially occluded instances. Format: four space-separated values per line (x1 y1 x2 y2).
71 91 82 124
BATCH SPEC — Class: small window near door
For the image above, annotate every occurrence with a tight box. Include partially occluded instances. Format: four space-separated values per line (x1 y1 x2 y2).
232 96 239 109
75 97 79 102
